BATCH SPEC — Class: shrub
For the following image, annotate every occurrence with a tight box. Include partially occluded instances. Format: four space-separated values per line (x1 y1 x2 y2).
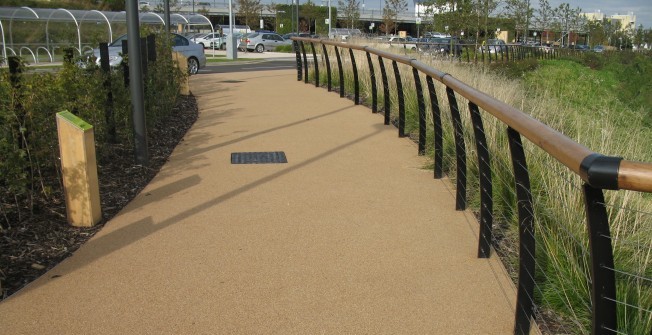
0 32 184 229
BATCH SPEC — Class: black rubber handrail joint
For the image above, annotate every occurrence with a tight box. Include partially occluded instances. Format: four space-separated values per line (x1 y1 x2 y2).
580 154 623 190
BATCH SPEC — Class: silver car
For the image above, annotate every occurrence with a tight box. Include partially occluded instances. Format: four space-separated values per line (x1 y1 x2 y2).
241 32 291 53
92 33 206 74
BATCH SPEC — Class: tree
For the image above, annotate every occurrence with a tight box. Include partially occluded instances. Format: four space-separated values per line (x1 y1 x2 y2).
154 0 183 13
300 0 320 34
101 0 125 11
503 0 532 42
197 6 210 17
236 0 264 30
382 0 408 35
421 0 492 41
534 0 554 43
552 3 582 47
338 0 361 29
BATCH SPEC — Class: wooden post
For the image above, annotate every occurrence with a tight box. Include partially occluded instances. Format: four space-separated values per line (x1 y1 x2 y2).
172 51 190 96
56 111 102 227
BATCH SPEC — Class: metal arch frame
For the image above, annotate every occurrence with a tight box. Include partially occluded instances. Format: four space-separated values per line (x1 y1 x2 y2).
140 12 165 25
0 20 5 61
81 10 113 44
6 7 39 59
46 8 81 55
36 46 53 63
0 7 217 65
19 46 36 63
173 13 216 56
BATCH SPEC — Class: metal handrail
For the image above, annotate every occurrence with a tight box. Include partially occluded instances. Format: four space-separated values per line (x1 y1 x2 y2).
291 36 652 335
293 37 652 193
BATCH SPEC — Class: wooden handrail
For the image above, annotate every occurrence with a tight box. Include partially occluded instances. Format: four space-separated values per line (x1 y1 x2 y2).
292 37 652 193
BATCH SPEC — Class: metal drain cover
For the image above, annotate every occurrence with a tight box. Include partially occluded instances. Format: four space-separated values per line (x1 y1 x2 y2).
231 152 288 164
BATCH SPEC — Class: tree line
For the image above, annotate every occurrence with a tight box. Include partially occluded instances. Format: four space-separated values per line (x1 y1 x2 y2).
5 0 651 46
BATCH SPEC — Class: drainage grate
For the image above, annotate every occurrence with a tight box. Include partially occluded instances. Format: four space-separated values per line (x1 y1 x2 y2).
231 152 288 164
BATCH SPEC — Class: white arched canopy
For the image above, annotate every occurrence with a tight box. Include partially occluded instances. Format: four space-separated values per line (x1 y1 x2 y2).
0 6 215 64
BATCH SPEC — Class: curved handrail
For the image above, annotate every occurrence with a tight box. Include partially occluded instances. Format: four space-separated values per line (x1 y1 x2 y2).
291 36 651 334
293 37 652 193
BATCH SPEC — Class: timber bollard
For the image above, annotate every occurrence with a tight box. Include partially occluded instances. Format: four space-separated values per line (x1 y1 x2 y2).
56 111 102 227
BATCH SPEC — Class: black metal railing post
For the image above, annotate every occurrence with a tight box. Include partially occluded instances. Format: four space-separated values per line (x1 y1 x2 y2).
99 42 117 143
446 87 466 210
508 127 536 335
366 51 377 113
349 48 359 105
322 44 332 91
121 40 129 87
583 184 618 335
294 40 302 81
62 48 73 64
426 76 443 179
140 37 148 77
310 42 319 87
335 46 345 98
392 60 406 137
147 34 156 62
469 102 493 258
300 41 308 84
378 56 390 125
413 67 426 155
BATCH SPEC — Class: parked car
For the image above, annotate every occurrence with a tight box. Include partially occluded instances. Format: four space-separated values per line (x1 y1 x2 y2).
212 33 243 50
191 32 223 49
479 39 506 54
425 32 450 38
421 37 463 56
593 45 605 53
387 36 418 51
240 32 292 52
88 33 206 74
569 44 590 52
282 32 298 40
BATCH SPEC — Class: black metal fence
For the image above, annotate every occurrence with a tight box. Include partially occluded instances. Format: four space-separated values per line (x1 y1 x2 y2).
291 37 652 335
387 41 586 63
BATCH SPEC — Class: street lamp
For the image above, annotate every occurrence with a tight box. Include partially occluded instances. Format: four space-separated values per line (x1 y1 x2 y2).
277 10 286 32
328 0 331 38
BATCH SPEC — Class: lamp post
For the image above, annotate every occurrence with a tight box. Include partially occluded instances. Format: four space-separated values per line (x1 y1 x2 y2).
277 10 285 32
328 0 332 37
296 0 300 34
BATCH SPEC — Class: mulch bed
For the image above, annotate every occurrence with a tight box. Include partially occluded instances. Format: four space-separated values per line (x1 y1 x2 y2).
0 95 198 300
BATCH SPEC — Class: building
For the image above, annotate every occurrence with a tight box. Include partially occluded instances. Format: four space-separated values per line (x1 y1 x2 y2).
583 11 636 32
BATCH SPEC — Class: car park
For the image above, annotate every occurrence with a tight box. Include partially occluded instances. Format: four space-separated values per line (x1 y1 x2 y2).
479 39 506 53
240 32 291 52
191 32 223 49
212 33 243 50
424 37 463 56
88 33 206 74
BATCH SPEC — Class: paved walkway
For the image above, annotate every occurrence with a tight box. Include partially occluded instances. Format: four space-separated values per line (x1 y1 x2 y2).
0 67 520 334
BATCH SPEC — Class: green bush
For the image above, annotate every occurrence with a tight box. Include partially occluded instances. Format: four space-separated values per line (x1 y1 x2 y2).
0 32 185 229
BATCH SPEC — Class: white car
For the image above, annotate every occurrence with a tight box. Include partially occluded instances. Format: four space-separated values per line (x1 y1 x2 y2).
91 33 206 74
191 32 223 49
